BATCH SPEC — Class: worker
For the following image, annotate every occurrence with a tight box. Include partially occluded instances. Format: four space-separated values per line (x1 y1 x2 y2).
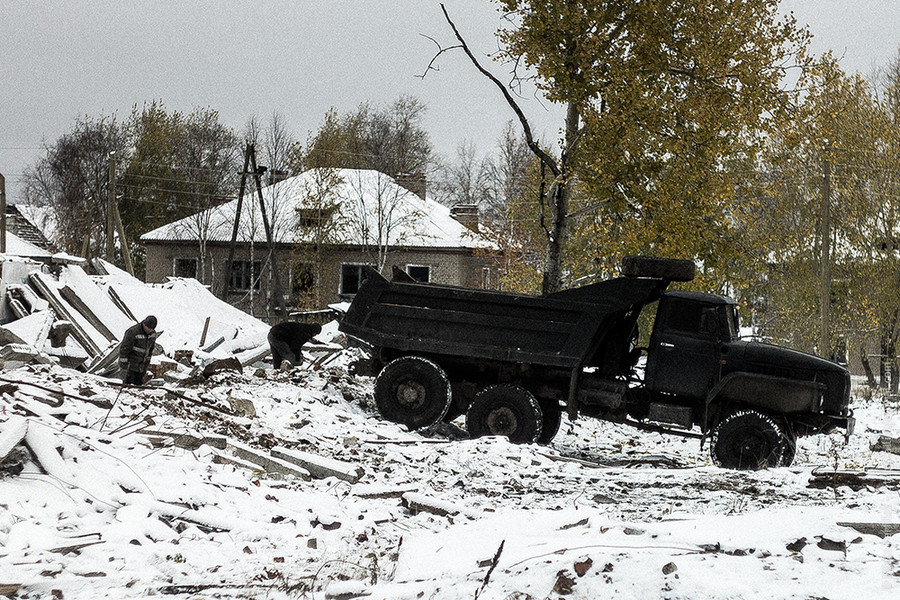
118 315 160 385
267 321 322 369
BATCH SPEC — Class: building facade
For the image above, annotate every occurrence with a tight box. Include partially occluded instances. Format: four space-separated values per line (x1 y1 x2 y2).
141 169 499 320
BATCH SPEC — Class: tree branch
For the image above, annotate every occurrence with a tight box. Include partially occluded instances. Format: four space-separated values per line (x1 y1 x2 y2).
415 34 463 79
438 3 560 178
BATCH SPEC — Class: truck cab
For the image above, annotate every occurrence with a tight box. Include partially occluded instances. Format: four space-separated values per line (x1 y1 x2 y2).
638 290 853 468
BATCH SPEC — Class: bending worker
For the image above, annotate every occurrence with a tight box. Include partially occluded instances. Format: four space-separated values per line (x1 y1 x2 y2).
118 315 160 385
268 321 322 369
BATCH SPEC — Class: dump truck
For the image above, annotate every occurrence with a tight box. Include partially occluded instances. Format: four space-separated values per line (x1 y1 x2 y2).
339 257 854 469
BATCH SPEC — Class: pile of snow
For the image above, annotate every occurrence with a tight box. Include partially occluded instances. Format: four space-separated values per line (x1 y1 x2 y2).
2 358 899 599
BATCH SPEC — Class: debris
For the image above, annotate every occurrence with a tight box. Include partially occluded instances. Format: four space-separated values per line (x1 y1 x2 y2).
141 430 228 451
837 522 900 539
270 446 364 483
785 537 807 553
202 357 242 378
574 557 593 577
815 536 848 553
552 570 576 595
0 416 28 463
224 440 312 480
401 492 479 519
808 468 900 490
871 435 900 455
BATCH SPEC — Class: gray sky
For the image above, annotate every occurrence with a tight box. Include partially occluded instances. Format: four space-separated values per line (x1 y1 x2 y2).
2 0 898 203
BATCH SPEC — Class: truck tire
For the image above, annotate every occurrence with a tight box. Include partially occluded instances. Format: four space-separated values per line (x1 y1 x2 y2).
711 410 783 470
779 425 798 467
537 397 562 444
374 356 452 430
466 384 543 444
621 256 695 282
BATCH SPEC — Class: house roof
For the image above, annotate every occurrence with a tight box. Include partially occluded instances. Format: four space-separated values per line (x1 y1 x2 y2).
140 168 495 251
7 204 57 252
0 230 53 259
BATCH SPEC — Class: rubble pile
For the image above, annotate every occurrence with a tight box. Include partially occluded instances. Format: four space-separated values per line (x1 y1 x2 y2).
0 255 281 379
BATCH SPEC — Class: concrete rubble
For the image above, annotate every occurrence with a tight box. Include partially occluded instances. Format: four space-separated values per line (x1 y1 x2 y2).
0 253 317 379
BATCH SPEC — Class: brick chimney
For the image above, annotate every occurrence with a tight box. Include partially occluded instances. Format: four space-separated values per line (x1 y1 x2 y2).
450 204 479 232
395 172 426 200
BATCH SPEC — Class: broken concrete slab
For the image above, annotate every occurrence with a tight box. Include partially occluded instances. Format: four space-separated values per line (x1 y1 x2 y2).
871 435 900 455
224 440 311 480
0 416 28 463
0 310 53 348
0 343 54 368
271 446 364 483
140 429 228 451
837 521 900 538
401 491 480 519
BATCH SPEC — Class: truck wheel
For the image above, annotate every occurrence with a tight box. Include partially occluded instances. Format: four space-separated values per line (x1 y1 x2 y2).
466 384 543 444
374 356 452 430
711 410 783 470
779 425 798 467
537 397 562 444
621 256 695 282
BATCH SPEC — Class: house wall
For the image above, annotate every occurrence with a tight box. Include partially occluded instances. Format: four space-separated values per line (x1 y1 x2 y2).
144 240 497 321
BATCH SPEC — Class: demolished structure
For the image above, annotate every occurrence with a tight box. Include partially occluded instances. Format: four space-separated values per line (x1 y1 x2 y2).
0 252 276 379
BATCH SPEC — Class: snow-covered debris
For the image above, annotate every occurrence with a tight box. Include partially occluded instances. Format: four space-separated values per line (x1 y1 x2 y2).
0 256 272 375
2 362 899 599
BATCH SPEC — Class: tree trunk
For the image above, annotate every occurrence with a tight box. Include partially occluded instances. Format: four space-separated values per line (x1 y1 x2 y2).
860 345 877 388
541 102 579 295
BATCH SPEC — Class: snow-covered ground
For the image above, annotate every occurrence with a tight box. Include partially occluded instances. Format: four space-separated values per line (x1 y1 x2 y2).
1 354 899 599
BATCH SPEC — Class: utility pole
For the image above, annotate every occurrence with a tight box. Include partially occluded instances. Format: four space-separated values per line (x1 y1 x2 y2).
820 141 832 359
0 172 6 254
107 152 117 261
249 147 286 316
223 143 253 299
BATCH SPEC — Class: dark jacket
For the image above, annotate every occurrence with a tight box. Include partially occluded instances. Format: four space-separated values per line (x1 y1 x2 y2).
118 322 160 374
267 321 322 356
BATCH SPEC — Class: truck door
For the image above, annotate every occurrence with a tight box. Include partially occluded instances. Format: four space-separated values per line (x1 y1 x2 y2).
645 297 722 398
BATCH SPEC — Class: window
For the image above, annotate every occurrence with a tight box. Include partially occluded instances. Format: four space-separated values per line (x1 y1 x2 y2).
292 262 315 295
174 258 197 279
228 260 261 291
406 265 430 283
297 206 337 229
666 300 718 338
340 264 372 295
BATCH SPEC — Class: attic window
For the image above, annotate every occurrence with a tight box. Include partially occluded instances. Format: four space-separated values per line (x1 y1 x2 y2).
297 206 336 229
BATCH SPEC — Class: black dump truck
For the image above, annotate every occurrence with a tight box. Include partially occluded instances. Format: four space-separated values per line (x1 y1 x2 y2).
339 257 854 469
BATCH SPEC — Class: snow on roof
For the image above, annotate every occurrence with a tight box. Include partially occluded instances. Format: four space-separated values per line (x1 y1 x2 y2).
12 204 58 249
0 230 52 259
140 168 495 250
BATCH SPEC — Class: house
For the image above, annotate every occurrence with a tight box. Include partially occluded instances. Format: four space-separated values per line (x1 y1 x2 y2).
141 168 499 319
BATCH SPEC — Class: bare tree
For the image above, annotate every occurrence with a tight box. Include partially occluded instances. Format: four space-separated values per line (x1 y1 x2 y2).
345 170 427 273
22 115 127 259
